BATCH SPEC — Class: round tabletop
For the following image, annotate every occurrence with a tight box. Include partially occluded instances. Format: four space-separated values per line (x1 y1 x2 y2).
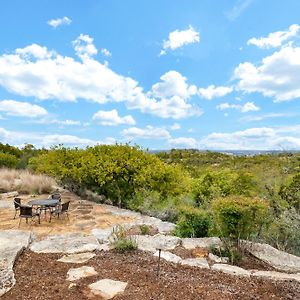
27 199 59 207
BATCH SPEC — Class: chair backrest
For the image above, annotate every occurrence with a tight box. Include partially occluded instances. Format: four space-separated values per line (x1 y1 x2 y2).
19 206 33 217
51 193 61 201
61 201 70 213
14 197 21 209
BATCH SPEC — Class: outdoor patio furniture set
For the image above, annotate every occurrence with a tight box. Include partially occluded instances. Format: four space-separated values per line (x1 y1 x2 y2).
14 193 70 226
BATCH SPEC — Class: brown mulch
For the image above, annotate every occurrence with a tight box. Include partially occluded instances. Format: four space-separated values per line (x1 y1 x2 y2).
3 250 300 300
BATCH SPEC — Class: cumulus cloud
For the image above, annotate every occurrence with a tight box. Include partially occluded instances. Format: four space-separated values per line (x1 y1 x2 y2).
247 24 300 49
93 109 136 126
216 101 260 113
160 26 200 56
0 40 200 120
200 126 300 150
121 126 171 140
168 137 197 148
47 16 72 28
0 100 47 117
101 48 111 57
234 46 300 101
198 85 233 100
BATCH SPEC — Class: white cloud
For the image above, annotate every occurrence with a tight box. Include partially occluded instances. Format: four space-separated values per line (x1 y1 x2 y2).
234 46 300 101
247 24 300 49
93 109 136 126
0 100 47 117
168 137 197 148
200 126 300 150
240 112 293 122
217 101 260 113
170 123 181 130
72 34 98 59
32 118 81 126
198 85 233 100
226 0 254 21
0 40 200 120
101 48 111 57
47 16 72 28
121 126 171 140
160 26 200 56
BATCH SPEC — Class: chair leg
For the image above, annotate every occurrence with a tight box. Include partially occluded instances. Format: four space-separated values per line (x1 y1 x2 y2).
38 214 40 224
14 210 17 219
18 218 21 228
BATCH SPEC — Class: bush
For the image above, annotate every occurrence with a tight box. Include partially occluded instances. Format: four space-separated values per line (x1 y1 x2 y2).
0 152 18 168
139 224 150 235
109 225 138 253
279 173 300 212
175 207 211 238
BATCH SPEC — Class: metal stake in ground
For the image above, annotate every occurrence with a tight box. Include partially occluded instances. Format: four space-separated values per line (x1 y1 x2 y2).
156 248 161 277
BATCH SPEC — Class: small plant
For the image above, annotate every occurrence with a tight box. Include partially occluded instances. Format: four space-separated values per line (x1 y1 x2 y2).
139 224 150 235
109 225 138 253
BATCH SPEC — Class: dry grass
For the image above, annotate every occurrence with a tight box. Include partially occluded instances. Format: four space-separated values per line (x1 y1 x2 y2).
0 168 57 194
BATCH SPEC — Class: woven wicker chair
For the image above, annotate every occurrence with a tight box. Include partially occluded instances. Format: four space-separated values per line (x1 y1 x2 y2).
18 205 40 227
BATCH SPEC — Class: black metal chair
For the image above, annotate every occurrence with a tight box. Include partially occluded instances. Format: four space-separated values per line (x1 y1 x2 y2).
50 192 61 202
13 197 22 219
49 201 70 222
18 206 40 227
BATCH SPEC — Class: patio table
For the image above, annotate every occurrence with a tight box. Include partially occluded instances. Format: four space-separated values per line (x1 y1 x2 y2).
27 199 59 220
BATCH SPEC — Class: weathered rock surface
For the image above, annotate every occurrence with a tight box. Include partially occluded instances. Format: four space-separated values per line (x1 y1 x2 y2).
251 270 300 282
91 227 114 243
182 237 222 250
181 258 210 269
0 230 32 296
243 241 300 273
66 266 98 281
58 252 96 264
30 233 100 254
0 191 19 199
208 253 229 263
211 264 251 277
89 279 128 299
154 251 182 264
133 234 181 252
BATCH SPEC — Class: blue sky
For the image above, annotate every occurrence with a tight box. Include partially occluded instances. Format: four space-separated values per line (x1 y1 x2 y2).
1 0 300 150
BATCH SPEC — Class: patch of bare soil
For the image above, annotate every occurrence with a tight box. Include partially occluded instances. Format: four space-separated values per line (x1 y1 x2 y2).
3 250 299 300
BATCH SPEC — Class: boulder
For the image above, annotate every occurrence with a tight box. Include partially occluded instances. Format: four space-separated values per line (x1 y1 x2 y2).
0 230 32 296
181 258 210 269
66 266 98 281
58 252 96 264
243 241 300 273
154 251 182 264
208 253 229 263
251 270 300 282
133 234 181 252
0 191 19 199
182 237 222 250
89 279 128 299
30 233 100 254
92 227 114 243
211 264 251 277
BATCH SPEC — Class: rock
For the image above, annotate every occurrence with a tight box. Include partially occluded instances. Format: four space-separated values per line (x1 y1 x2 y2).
89 279 128 299
92 227 114 243
181 258 210 269
154 251 182 264
67 266 98 281
68 283 76 289
0 191 19 199
242 241 300 273
0 230 32 296
211 264 251 277
99 243 111 251
133 234 181 252
182 237 222 250
208 253 229 263
251 270 300 282
30 233 100 254
58 252 96 264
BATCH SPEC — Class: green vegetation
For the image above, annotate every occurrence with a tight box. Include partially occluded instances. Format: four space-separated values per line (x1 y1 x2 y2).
1 143 300 256
109 225 138 253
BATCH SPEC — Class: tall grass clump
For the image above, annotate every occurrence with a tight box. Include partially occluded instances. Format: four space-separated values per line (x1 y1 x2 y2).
0 168 56 194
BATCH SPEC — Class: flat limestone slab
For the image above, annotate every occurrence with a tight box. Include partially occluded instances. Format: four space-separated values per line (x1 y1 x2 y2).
30 233 100 254
0 230 32 296
67 266 98 281
251 270 300 282
89 279 128 300
181 258 210 269
211 264 251 277
154 250 182 264
243 241 300 273
58 252 96 264
182 237 222 250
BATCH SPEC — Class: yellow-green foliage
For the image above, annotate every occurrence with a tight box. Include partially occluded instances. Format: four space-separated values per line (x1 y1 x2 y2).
211 196 269 240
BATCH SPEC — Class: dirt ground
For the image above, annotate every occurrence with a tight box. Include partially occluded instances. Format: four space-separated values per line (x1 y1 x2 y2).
3 250 300 300
0 192 133 238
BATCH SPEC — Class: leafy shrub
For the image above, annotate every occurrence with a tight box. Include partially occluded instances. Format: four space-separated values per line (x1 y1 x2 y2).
109 225 138 253
175 207 211 238
139 224 150 235
279 173 300 212
0 152 18 168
